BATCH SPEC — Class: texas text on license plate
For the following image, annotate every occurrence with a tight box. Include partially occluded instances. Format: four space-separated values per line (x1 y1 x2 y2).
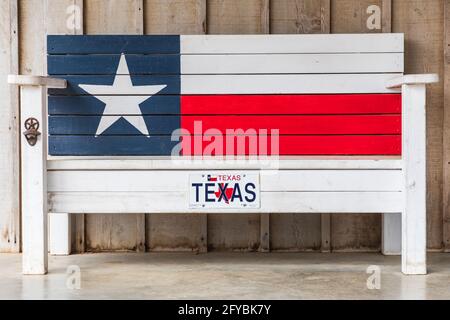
189 172 260 209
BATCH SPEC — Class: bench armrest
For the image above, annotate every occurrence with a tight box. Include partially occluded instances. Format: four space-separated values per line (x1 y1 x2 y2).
8 75 67 89
385 74 439 89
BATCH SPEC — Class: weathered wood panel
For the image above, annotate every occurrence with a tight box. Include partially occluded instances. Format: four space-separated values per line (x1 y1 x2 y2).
145 0 206 34
144 0 208 252
0 0 19 252
270 0 330 34
328 0 393 251
84 0 146 252
46 0 85 254
19 0 45 75
444 0 450 251
392 0 445 250
207 0 269 34
268 0 330 252
205 0 268 251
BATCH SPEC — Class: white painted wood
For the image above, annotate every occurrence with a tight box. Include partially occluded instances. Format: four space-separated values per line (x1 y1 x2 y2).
402 84 427 275
181 53 404 74
7 75 66 88
49 213 71 255
47 170 402 193
382 213 401 255
20 86 48 275
180 34 404 54
181 74 402 94
47 158 403 170
48 191 403 214
386 73 439 89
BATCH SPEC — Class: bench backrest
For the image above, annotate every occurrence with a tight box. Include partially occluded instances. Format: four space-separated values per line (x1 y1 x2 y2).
47 34 404 157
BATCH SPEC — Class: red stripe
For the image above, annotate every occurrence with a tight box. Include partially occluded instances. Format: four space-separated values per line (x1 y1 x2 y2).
180 135 401 156
181 94 401 115
180 94 402 156
181 115 401 135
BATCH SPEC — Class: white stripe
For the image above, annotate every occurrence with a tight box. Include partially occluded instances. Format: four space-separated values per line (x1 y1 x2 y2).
48 191 403 214
46 158 403 170
180 34 404 54
181 53 404 74
181 74 402 94
48 170 402 192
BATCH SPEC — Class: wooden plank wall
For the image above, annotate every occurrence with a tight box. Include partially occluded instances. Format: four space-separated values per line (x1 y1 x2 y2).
0 0 446 253
0 0 19 252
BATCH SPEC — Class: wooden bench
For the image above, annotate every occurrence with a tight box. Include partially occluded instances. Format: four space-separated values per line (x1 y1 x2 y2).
8 34 438 275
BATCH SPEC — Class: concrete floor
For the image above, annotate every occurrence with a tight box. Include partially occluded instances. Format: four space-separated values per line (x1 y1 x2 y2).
1 252 450 299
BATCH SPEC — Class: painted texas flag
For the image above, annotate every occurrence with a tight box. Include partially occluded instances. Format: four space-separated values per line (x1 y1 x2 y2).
47 35 402 156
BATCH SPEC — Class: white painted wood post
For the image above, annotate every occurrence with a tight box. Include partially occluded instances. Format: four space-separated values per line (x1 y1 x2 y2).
386 74 438 275
381 213 401 255
20 85 48 275
8 75 66 275
402 83 427 275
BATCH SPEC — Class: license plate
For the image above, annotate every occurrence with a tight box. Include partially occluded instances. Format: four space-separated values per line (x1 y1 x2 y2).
189 172 260 209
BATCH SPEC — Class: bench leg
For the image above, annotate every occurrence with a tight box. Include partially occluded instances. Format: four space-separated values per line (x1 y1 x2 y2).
21 86 48 275
381 213 401 255
49 213 71 255
401 83 427 275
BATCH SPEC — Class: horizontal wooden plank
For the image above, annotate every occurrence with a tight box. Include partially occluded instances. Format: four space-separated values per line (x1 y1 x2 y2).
47 53 404 75
180 74 402 94
48 94 401 116
48 96 180 115
47 170 402 192
183 94 402 115
180 34 404 54
49 115 400 135
49 115 180 135
182 94 402 115
49 135 401 156
181 135 401 155
49 136 178 156
181 115 401 135
48 55 180 75
47 158 403 170
180 53 404 74
48 74 401 95
48 75 180 95
48 191 403 213
47 35 180 54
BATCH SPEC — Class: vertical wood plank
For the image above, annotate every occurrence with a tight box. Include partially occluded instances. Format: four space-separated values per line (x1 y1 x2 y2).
46 0 85 255
444 0 450 251
381 0 400 256
381 0 392 33
84 0 146 252
0 0 20 253
259 0 270 253
205 0 265 251
321 213 331 252
268 0 329 252
19 0 46 76
144 0 208 253
329 0 393 252
145 0 206 34
207 0 269 34
393 0 444 251
270 0 330 34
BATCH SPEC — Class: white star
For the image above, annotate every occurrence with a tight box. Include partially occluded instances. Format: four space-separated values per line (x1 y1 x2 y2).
79 54 167 136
